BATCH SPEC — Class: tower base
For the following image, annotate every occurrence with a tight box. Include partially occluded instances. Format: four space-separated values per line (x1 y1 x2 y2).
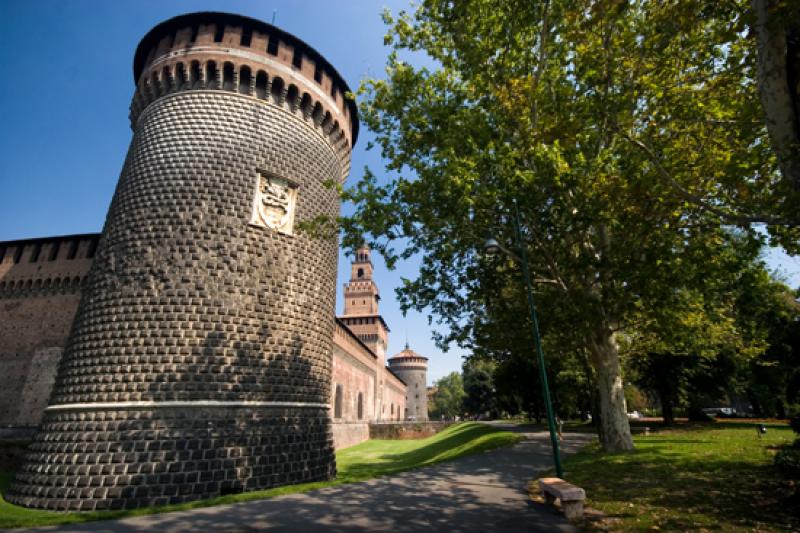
7 404 334 511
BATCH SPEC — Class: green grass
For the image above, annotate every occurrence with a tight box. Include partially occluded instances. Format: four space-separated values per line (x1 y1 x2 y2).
0 422 520 529
556 422 798 532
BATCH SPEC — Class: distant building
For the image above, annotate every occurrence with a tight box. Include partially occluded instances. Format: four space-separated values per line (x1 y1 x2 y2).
388 344 429 421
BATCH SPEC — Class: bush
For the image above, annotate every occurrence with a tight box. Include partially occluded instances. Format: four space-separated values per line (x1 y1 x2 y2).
789 416 800 434
775 448 800 478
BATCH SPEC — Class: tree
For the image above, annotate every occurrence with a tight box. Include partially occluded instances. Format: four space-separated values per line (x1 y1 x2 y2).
343 0 777 451
429 372 466 419
462 359 497 418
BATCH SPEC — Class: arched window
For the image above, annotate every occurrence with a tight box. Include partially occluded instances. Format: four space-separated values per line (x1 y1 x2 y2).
239 66 252 95
391 403 394 416
271 77 285 105
190 61 202 89
206 61 218 89
357 268 364 278
255 71 268 99
176 63 187 89
223 62 235 91
334 384 343 419
357 392 363 420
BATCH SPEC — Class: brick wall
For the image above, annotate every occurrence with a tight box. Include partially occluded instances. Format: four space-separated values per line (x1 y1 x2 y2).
0 236 96 427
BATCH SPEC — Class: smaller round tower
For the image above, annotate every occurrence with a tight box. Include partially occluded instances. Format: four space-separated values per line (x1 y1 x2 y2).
388 344 428 421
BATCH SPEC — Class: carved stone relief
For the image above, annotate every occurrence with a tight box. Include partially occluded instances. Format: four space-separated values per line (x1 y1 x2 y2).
250 172 298 235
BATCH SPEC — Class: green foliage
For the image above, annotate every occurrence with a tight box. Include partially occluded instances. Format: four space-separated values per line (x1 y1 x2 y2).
462 359 496 417
428 371 466 419
0 424 520 528
563 423 798 531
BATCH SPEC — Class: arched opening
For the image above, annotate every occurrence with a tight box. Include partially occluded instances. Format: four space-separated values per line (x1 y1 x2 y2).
334 384 343 419
357 392 364 420
223 62 235 91
321 111 332 132
213 24 224 43
206 61 218 89
357 268 364 278
161 66 172 93
190 61 202 89
300 93 312 118
176 62 187 89
150 72 161 98
86 239 98 258
255 71 268 99
286 84 299 111
311 102 323 125
238 65 252 95
271 76 285 105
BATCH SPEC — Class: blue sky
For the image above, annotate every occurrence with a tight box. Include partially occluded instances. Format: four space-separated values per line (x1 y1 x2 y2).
1 0 798 383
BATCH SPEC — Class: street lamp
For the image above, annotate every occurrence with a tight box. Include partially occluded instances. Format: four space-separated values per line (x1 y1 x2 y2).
484 198 564 479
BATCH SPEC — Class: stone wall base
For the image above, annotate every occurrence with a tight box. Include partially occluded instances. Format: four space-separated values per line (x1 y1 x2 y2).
7 405 335 511
331 421 369 450
369 421 452 440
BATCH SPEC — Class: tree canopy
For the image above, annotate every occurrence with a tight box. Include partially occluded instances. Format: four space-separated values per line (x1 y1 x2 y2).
342 0 795 450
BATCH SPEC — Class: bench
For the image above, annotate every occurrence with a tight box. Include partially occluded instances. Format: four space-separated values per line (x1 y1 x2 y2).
538 477 586 520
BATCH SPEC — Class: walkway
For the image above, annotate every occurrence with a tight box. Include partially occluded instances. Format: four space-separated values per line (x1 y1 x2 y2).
23 426 595 532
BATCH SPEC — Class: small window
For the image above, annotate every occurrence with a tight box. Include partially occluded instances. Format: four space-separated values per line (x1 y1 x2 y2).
214 25 224 43
313 64 322 84
66 240 79 260
357 392 364 420
48 242 60 261
189 25 199 43
240 28 252 47
86 239 98 259
292 48 302 69
267 35 279 55
357 268 364 278
30 243 42 262
334 384 343 419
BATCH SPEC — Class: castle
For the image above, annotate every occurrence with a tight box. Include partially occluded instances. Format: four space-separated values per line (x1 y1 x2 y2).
0 12 427 511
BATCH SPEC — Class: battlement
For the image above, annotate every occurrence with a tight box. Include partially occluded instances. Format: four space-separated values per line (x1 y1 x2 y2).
0 234 99 299
130 12 358 179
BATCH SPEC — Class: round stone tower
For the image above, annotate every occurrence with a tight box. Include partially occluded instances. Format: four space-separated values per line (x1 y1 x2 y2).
388 345 429 421
8 12 357 511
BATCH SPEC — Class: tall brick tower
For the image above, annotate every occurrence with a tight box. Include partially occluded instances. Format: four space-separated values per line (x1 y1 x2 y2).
388 345 429 420
337 245 391 419
8 12 357 511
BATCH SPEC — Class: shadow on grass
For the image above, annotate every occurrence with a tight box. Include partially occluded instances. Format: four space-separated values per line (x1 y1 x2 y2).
0 423 521 529
566 432 799 531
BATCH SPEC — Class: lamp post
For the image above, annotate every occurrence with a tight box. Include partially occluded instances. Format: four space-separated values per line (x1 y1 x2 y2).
484 198 564 479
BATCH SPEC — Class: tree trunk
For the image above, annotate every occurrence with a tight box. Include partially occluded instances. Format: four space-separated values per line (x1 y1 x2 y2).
660 395 675 426
752 0 800 197
587 327 634 451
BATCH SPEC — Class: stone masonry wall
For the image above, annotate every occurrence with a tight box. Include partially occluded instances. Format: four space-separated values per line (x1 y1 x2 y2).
8 75 348 510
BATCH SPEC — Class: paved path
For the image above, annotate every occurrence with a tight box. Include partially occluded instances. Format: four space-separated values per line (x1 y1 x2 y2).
22 426 594 533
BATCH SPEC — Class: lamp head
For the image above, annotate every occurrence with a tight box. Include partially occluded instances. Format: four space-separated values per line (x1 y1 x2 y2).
483 237 502 256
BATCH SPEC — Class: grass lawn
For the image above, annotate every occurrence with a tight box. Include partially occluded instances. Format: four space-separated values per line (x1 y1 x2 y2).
0 422 520 529
555 421 798 532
